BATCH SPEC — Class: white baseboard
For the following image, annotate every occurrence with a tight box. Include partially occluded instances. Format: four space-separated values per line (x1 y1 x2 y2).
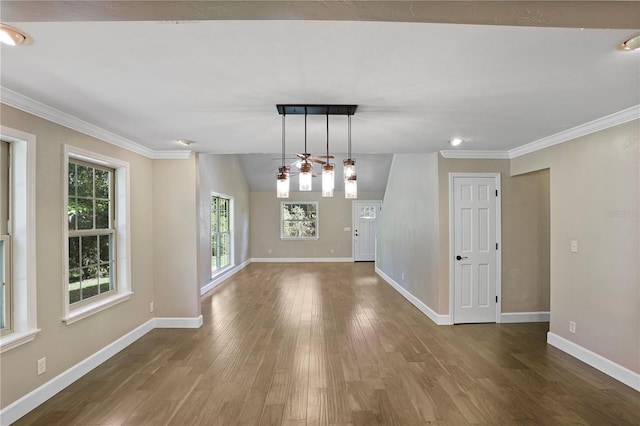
0 319 155 426
154 315 203 329
547 332 640 392
375 267 451 326
500 311 550 323
201 259 251 296
251 257 354 263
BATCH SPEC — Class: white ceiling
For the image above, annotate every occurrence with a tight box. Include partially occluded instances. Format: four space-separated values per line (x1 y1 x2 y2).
1 20 638 159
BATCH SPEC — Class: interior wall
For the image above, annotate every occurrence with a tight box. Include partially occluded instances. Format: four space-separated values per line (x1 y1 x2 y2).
511 119 639 374
437 156 550 315
152 156 200 318
377 153 440 313
197 154 251 289
250 191 383 259
502 169 550 312
0 104 155 409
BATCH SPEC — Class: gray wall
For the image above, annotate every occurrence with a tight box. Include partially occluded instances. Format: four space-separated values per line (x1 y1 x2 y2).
511 119 639 374
251 191 383 259
377 153 441 313
198 154 251 289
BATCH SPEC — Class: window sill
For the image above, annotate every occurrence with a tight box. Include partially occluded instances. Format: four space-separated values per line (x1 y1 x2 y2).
64 292 133 325
0 328 41 354
280 237 320 241
211 264 235 280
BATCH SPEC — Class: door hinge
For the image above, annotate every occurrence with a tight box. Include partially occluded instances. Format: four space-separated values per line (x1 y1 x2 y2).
496 243 499 250
496 296 498 303
495 189 498 196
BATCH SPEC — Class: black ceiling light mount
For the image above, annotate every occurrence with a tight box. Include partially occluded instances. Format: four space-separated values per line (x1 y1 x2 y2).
276 104 357 116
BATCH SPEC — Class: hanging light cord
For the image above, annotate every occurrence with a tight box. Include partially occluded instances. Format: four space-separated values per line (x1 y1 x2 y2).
304 108 308 161
348 114 352 159
326 110 329 161
281 113 286 168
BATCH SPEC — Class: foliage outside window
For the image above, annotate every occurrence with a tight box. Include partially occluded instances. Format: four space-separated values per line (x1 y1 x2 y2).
281 202 318 239
0 141 10 334
212 195 232 273
68 160 115 304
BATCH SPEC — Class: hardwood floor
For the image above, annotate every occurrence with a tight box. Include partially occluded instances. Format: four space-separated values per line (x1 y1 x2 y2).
14 263 640 425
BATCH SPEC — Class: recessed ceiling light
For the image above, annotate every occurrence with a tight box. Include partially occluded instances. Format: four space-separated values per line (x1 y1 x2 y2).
177 139 195 146
0 24 32 46
619 33 640 51
450 138 464 146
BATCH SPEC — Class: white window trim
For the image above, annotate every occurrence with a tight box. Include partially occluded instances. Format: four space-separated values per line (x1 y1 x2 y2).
63 145 132 325
211 191 234 279
280 201 320 240
0 126 40 353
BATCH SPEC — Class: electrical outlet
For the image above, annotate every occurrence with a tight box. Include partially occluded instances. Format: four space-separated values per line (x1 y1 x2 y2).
330 248 334 253
37 358 46 376
569 321 576 334
268 248 272 254
401 273 405 281
149 302 154 313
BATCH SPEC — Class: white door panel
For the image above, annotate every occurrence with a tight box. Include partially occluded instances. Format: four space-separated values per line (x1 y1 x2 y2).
452 176 499 324
353 201 381 261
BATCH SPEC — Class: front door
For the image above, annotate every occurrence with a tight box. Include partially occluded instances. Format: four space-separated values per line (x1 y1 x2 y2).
451 175 500 323
353 200 381 262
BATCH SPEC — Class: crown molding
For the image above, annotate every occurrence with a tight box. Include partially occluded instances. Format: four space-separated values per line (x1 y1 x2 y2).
1 87 191 160
439 150 510 159
509 105 640 159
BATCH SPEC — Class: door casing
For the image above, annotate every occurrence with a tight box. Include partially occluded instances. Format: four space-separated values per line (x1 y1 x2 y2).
448 173 502 324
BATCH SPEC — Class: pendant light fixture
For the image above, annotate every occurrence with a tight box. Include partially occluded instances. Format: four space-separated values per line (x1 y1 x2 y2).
344 114 357 199
299 109 313 191
276 113 290 198
322 110 335 197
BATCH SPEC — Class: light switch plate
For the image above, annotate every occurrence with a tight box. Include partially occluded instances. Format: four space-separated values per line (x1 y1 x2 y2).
571 240 578 253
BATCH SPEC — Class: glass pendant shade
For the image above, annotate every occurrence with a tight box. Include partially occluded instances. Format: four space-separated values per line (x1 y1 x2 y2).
322 164 335 197
345 175 357 199
299 162 313 191
343 158 356 180
276 173 289 198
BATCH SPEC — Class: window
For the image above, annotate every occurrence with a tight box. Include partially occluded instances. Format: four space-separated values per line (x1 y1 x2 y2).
67 160 115 304
211 194 233 274
281 201 319 240
63 146 131 325
1 141 11 335
0 126 38 354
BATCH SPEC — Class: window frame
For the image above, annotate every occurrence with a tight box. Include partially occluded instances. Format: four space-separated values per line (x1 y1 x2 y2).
1 140 11 335
280 201 319 240
0 126 39 354
63 145 132 325
67 159 117 307
211 192 234 277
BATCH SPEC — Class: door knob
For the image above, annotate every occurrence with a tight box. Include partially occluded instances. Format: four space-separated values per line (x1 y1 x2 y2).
456 255 468 260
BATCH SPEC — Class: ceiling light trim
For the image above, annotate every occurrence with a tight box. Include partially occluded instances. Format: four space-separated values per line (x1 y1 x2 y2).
509 104 640 159
0 87 191 160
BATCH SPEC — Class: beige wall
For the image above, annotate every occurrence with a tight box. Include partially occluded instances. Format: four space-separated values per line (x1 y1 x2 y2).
503 169 550 312
437 156 550 315
251 191 383 259
0 105 155 408
511 120 639 374
377 153 441 312
197 154 251 289
152 156 200 318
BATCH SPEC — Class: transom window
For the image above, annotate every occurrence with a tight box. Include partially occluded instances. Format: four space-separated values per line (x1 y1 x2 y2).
281 201 319 240
211 194 232 273
67 160 115 304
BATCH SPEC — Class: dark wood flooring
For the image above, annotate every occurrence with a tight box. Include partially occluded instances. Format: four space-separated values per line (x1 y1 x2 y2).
14 263 640 425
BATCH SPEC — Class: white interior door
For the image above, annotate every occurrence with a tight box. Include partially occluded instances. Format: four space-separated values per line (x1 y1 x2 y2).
451 175 500 324
353 201 381 262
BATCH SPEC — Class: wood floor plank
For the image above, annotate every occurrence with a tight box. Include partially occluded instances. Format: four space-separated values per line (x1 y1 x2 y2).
11 263 640 426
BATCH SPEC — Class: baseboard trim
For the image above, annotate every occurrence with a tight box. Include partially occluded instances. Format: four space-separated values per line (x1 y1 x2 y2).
547 332 640 392
154 315 203 329
500 311 550 323
0 319 155 425
375 267 451 326
201 259 251 296
251 257 354 263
